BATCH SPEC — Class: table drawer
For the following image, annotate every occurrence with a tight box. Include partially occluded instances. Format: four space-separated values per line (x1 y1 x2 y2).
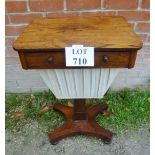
19 52 65 69
18 51 137 69
95 51 131 68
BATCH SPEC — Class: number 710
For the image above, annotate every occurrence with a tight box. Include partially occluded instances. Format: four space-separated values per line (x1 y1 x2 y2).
73 58 87 65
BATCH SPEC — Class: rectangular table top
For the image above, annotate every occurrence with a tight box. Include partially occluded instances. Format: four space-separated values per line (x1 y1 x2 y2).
13 16 142 51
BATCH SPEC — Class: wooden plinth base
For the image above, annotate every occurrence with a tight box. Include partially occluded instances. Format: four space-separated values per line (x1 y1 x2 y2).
48 99 113 145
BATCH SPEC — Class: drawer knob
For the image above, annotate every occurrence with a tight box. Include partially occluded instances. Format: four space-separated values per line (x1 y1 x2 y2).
103 55 109 63
48 57 53 63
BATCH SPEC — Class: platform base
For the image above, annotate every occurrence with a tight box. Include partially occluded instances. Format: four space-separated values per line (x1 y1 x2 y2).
48 99 113 144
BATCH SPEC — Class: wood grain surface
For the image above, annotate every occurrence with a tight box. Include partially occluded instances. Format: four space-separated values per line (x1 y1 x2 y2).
13 16 142 50
18 50 134 69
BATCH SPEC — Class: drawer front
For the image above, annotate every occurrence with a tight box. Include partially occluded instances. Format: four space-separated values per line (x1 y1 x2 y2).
20 52 65 69
95 52 130 68
18 51 136 69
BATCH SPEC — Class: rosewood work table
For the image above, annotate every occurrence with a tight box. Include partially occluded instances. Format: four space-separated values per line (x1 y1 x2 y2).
13 16 142 144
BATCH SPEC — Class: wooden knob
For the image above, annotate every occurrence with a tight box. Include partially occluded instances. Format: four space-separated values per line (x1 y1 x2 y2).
103 55 109 63
48 57 53 63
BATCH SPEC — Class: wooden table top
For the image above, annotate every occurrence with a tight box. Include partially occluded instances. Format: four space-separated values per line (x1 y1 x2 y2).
13 16 142 51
